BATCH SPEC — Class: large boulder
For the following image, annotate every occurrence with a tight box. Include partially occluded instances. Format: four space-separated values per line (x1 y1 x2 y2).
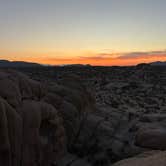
19 100 66 166
0 70 96 166
113 151 166 166
0 70 67 166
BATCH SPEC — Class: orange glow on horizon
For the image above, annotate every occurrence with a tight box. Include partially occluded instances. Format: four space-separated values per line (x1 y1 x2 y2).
3 52 166 66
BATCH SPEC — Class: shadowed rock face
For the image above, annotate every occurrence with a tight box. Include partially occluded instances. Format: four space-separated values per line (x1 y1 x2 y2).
0 70 67 166
0 70 96 166
112 151 166 166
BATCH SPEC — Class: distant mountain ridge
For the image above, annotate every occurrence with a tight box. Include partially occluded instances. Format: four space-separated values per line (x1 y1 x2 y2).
1 59 166 67
149 61 166 66
0 60 42 67
137 61 166 67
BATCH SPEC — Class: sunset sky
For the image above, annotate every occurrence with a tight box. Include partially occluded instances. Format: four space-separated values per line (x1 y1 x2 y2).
1 0 166 66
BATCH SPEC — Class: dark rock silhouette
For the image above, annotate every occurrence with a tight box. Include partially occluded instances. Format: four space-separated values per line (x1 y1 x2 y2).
150 61 166 66
0 69 97 166
0 60 41 68
0 70 67 166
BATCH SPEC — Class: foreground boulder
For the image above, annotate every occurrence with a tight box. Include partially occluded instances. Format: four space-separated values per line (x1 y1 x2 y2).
113 151 166 166
0 70 66 166
0 69 96 166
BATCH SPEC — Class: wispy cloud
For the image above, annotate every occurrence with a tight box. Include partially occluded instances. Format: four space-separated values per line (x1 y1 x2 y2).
116 50 166 60
77 50 166 62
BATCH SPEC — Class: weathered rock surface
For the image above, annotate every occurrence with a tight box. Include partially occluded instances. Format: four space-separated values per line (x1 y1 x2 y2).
113 151 166 166
0 70 67 166
0 70 96 166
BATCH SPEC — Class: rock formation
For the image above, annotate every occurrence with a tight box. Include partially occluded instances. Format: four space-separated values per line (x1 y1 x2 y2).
1 65 166 166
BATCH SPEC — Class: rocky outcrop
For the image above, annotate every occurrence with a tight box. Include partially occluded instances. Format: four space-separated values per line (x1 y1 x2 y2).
0 70 66 166
113 151 166 166
0 70 96 166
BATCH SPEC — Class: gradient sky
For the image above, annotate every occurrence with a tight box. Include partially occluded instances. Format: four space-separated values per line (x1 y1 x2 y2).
1 0 166 65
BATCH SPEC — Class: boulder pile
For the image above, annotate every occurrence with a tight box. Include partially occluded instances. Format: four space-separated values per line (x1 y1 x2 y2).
0 70 95 166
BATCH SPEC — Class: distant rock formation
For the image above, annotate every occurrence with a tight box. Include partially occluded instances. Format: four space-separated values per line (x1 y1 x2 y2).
0 60 42 68
62 64 92 67
149 61 166 66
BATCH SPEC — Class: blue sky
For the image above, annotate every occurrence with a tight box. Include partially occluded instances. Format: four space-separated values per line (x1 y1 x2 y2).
0 0 166 65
